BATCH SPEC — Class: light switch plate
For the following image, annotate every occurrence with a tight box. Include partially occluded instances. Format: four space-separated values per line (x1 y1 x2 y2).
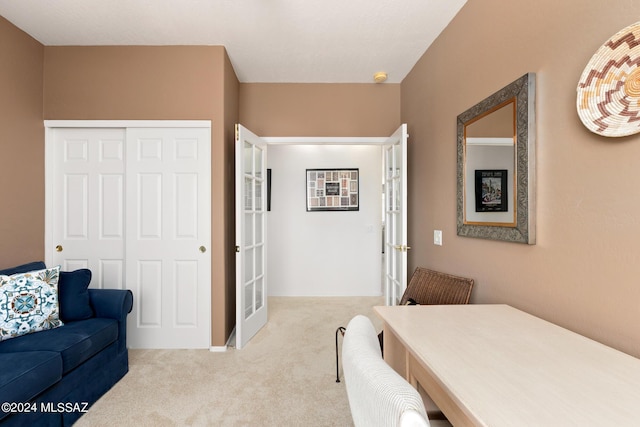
434 230 443 246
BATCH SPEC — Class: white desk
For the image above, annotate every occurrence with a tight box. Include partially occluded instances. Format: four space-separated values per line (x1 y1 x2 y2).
374 304 640 427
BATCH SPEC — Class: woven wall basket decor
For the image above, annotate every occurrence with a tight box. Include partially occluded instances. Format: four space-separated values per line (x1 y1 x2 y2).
577 21 640 137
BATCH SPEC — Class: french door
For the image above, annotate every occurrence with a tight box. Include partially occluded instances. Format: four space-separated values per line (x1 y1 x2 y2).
45 121 211 348
383 124 409 305
235 124 268 349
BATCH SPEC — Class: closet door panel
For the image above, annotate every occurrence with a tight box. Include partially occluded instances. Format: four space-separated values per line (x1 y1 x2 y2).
51 128 126 289
126 127 211 349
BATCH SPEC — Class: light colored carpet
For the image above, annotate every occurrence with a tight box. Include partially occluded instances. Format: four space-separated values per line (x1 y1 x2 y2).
75 296 384 427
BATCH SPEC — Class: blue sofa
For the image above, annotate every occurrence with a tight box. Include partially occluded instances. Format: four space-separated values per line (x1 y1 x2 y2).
0 261 133 426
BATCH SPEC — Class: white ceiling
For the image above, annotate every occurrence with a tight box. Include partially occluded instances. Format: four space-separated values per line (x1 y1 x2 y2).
0 0 466 83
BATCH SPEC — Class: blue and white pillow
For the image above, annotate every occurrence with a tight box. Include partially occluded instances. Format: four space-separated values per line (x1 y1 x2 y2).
0 266 64 341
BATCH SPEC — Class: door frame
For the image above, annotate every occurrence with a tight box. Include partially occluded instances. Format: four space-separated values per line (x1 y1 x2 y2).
262 134 400 298
263 137 387 145
262 136 392 285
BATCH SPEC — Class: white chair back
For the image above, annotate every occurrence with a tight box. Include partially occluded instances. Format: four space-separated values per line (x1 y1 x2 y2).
342 315 430 427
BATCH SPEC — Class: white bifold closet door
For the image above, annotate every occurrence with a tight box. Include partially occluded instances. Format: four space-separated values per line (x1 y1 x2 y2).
47 124 211 349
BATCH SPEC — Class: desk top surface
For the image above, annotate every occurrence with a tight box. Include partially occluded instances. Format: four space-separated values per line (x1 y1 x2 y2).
374 304 640 427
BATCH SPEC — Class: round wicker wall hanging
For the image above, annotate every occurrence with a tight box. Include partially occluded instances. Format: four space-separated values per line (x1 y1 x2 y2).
577 21 640 137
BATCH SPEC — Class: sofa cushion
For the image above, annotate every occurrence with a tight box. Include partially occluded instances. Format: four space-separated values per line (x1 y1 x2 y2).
0 266 64 342
59 269 94 322
0 318 118 374
0 261 46 276
0 351 62 407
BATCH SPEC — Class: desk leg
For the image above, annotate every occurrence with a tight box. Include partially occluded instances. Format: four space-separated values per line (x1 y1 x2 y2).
382 322 407 378
382 324 447 420
407 352 419 388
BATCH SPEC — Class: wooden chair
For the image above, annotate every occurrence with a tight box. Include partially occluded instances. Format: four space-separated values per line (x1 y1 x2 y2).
335 267 474 383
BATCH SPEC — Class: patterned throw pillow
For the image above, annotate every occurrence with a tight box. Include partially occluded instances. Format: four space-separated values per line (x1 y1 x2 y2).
0 266 64 341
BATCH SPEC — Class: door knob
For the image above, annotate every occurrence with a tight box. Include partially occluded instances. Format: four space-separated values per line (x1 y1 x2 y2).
199 246 207 253
56 245 63 252
393 245 411 252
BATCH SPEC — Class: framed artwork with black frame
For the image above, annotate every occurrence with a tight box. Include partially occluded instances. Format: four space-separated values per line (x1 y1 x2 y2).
306 168 359 211
475 169 508 212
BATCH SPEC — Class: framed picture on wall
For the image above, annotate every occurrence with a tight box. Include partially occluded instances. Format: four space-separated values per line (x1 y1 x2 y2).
475 169 508 212
306 168 359 211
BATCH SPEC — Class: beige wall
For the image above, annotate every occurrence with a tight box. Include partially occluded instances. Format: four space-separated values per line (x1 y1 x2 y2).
239 83 400 136
42 45 237 346
43 46 224 120
402 0 640 357
0 17 44 267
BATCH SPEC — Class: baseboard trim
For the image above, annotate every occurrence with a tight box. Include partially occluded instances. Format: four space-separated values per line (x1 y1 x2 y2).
209 326 236 352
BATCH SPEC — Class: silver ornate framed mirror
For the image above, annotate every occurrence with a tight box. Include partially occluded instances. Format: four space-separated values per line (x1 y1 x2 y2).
456 73 536 244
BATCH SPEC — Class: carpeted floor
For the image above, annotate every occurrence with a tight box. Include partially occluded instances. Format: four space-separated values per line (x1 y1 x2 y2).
75 296 384 427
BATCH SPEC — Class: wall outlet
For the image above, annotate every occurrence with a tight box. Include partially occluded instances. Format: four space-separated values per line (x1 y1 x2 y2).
434 230 443 246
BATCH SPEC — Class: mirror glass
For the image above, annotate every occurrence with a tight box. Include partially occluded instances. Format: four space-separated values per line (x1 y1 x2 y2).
456 73 536 244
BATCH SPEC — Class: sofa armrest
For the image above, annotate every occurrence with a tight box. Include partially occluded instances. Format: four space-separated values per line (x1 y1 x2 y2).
88 289 133 353
88 289 133 320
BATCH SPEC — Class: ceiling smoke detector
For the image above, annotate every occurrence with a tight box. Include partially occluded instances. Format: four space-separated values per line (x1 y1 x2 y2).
374 72 388 83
